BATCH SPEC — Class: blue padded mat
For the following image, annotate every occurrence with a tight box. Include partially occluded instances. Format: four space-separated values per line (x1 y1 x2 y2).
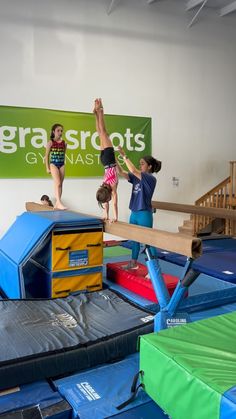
109 400 168 418
54 354 153 419
153 238 236 267
162 252 187 266
190 301 236 322
203 238 236 253
0 380 72 419
192 251 236 282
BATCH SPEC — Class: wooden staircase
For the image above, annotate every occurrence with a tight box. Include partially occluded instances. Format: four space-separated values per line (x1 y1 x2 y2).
178 161 236 237
178 218 194 236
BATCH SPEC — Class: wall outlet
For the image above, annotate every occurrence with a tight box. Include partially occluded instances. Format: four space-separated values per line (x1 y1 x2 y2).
172 176 179 187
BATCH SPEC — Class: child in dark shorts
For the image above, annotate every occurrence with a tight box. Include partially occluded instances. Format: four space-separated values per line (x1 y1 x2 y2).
94 98 118 222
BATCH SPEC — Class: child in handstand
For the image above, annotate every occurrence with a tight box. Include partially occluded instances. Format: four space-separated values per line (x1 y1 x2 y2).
45 123 67 210
94 98 118 222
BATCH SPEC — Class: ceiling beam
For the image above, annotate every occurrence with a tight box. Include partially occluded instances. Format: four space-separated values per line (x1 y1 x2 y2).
220 1 236 16
186 0 204 11
188 0 208 27
107 0 117 15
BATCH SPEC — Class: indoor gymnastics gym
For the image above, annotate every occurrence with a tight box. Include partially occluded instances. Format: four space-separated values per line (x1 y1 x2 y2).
0 1 236 418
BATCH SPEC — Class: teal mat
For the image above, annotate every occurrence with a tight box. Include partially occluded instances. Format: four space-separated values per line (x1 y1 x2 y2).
104 246 131 258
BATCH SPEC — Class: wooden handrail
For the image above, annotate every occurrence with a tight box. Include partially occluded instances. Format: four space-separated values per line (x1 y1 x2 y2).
152 201 236 220
195 177 231 205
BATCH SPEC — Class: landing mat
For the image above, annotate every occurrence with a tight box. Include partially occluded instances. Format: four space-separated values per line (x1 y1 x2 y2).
0 289 153 390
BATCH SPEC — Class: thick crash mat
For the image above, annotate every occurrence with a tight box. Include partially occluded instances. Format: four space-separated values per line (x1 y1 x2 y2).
106 261 179 302
140 310 236 419
0 289 153 391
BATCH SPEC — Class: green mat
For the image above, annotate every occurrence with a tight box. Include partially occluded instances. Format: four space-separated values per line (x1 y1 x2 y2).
140 310 236 419
103 245 131 258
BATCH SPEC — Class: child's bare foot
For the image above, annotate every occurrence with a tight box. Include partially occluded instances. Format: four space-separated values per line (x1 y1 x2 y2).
109 218 117 223
123 261 138 270
98 98 103 110
54 202 67 210
93 99 98 114
94 98 100 112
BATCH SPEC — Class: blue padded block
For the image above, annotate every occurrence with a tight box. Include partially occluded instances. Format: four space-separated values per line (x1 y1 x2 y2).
0 252 22 298
0 211 102 266
54 354 151 419
0 380 72 419
35 210 102 226
220 386 236 419
0 213 54 264
192 252 236 282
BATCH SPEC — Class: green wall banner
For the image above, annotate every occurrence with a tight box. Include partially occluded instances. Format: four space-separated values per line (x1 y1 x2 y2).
0 105 152 178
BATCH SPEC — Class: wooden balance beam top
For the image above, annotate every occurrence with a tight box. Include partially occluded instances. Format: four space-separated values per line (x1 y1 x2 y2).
152 201 236 220
104 220 202 259
25 202 54 212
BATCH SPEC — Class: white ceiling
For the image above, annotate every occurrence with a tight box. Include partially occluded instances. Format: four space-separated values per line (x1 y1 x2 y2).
106 0 236 27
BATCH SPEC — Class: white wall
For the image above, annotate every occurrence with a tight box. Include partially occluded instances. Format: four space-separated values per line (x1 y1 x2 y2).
0 0 236 237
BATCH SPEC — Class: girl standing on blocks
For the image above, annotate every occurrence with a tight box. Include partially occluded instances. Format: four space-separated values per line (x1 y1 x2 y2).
94 98 118 222
45 123 67 210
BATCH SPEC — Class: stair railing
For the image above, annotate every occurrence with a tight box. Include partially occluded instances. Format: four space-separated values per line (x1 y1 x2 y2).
193 176 232 236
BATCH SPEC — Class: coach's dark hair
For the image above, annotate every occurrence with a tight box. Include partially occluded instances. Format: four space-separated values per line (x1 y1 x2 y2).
143 156 162 173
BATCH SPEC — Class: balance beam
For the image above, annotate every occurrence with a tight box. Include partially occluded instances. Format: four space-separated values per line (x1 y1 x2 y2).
152 201 236 220
104 220 202 259
25 202 202 259
25 202 54 212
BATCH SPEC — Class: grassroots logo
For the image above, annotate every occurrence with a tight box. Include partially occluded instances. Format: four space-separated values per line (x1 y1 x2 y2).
0 126 146 154
0 106 151 177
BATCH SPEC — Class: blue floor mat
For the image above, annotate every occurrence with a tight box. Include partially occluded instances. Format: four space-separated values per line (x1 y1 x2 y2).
0 380 72 419
54 354 153 419
193 251 236 282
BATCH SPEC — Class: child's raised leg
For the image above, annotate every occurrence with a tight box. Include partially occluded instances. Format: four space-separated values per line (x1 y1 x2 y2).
95 99 113 150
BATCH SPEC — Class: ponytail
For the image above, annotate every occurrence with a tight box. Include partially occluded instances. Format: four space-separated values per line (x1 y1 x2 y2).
143 156 162 173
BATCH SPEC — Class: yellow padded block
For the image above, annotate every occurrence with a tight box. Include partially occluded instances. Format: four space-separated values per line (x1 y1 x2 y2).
52 272 102 298
52 230 103 271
